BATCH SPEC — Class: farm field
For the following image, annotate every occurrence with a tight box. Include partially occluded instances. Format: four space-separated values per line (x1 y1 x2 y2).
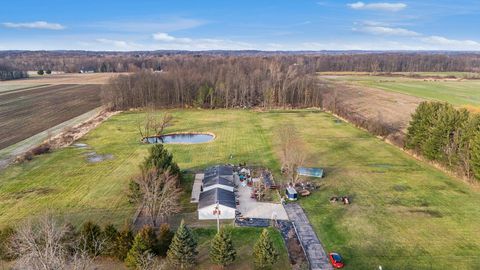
323 74 480 106
0 84 102 149
0 72 124 85
0 110 479 269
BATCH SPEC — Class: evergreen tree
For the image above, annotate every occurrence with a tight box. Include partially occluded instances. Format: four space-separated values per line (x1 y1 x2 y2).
103 224 119 257
115 223 135 261
156 223 174 256
125 225 158 268
209 228 236 268
252 228 278 270
79 221 102 256
143 144 181 179
167 220 198 269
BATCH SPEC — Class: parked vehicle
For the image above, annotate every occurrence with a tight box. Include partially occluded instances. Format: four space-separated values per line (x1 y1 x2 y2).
328 252 344 268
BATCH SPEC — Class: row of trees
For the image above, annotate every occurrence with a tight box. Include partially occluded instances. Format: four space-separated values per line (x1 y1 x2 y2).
3 51 480 73
0 216 279 270
0 64 28 81
405 101 480 180
101 57 320 110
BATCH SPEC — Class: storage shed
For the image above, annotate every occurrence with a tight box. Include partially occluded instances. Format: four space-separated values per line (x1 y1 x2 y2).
286 187 298 201
297 167 324 178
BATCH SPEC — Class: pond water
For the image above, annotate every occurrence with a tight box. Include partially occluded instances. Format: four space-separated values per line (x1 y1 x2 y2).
144 133 214 144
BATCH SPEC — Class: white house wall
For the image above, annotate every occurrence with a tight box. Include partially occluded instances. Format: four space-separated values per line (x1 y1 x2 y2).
198 203 236 220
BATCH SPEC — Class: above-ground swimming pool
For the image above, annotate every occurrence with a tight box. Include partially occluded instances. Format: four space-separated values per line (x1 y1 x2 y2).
143 133 215 144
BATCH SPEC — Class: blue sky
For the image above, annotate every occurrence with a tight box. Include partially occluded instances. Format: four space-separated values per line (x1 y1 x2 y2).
1 0 479 51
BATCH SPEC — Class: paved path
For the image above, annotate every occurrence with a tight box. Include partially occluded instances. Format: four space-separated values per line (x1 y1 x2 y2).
235 174 289 220
190 173 204 203
284 203 333 270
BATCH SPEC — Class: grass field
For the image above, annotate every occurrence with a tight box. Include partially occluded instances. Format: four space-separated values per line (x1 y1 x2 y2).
0 109 479 269
325 75 480 106
0 84 102 149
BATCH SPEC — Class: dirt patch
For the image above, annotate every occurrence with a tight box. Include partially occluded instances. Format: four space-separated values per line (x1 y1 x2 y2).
47 110 120 150
11 187 55 199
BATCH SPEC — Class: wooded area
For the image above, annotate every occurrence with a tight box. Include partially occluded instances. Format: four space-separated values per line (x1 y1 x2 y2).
0 64 28 81
101 57 320 109
3 51 480 73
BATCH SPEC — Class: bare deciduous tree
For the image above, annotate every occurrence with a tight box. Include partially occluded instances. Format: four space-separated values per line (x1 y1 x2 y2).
9 215 103 270
138 107 173 139
135 168 181 227
10 215 71 269
277 124 307 183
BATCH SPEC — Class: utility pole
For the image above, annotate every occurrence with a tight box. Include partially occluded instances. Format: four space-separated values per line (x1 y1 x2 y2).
213 201 221 232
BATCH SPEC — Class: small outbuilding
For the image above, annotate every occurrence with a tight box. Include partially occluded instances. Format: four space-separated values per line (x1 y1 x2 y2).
297 167 324 178
198 188 236 220
286 187 298 201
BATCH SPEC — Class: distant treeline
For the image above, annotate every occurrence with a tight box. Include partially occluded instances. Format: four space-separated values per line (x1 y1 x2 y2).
101 57 321 109
406 101 480 180
2 51 480 73
0 64 28 81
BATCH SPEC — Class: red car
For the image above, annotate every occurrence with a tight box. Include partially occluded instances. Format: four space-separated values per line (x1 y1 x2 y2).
328 252 344 268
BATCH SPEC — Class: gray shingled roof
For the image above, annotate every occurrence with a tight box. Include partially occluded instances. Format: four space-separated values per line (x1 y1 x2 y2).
203 175 234 188
202 165 234 188
198 188 236 209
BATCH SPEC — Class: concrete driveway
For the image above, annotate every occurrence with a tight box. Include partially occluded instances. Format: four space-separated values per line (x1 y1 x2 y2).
235 175 289 220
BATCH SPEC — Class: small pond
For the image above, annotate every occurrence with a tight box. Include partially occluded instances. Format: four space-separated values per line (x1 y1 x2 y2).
143 133 215 144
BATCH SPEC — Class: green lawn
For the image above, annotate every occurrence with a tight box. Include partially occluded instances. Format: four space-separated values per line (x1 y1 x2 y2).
1 109 479 269
326 75 480 106
194 227 289 269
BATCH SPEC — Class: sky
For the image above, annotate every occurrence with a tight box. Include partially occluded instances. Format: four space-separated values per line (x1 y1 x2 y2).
1 0 480 51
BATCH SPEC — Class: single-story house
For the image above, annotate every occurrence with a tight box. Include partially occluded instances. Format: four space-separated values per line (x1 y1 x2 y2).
198 165 236 220
198 188 236 220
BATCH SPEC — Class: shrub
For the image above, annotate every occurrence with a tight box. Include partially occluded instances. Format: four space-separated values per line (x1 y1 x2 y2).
0 226 15 260
37 69 44 75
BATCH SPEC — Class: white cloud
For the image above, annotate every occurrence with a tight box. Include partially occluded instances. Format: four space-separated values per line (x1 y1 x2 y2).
151 33 254 50
152 32 192 43
348 2 407 12
1 21 65 30
354 26 420 36
420 36 480 50
95 38 138 50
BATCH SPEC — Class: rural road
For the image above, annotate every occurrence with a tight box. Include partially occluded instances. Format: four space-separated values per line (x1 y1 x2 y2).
284 203 333 270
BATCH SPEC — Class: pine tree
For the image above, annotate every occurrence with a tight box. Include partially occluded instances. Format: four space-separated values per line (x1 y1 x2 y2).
156 223 174 256
143 144 181 179
79 221 102 256
125 225 158 269
102 224 119 257
167 220 198 269
252 228 278 270
115 223 135 261
209 227 236 268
